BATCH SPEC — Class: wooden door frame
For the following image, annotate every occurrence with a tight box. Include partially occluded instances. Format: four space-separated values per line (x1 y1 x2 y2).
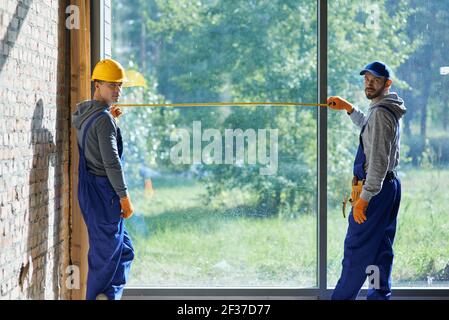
69 0 91 300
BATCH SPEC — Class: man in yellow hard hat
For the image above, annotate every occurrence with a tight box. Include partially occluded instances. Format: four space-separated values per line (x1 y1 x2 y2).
71 58 135 300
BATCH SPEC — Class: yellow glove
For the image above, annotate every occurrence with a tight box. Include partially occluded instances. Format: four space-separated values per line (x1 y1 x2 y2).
327 96 354 113
110 106 123 118
352 198 369 224
120 196 134 219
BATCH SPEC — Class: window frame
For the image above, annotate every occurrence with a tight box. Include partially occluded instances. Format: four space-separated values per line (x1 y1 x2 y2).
98 0 449 299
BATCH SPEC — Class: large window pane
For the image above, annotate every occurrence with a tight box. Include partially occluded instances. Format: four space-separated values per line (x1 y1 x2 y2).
328 0 449 288
112 0 318 288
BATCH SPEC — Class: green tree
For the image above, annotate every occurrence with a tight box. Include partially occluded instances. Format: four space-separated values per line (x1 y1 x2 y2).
395 0 449 165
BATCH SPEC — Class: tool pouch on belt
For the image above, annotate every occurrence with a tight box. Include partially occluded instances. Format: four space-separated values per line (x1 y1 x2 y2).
349 176 365 206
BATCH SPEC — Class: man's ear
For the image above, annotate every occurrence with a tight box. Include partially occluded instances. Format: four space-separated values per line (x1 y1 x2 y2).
385 79 393 88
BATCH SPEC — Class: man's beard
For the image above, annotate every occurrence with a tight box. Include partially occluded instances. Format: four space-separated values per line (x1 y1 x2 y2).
365 86 384 100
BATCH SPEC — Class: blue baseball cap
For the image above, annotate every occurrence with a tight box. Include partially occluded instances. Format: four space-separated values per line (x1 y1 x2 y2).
360 61 392 79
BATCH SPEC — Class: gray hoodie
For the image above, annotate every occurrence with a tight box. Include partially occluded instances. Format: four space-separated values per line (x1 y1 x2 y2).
71 100 128 198
349 92 406 202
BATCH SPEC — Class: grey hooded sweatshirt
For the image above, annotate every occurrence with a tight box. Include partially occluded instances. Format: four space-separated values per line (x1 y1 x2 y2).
349 92 406 202
71 100 128 198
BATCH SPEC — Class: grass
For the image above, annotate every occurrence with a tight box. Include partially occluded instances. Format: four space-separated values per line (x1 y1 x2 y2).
392 168 449 286
125 168 449 288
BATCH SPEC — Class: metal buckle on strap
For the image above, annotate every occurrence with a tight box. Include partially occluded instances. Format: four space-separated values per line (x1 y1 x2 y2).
385 171 396 180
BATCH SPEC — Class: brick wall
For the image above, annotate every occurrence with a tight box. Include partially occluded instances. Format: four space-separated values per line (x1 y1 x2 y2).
0 0 71 300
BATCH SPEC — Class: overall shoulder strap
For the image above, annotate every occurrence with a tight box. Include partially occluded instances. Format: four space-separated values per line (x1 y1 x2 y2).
81 110 109 151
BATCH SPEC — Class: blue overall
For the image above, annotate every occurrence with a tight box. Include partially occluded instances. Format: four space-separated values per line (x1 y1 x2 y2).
77 110 134 300
332 106 401 300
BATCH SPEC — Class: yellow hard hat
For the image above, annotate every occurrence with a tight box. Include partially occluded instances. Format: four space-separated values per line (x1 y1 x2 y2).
123 70 147 88
91 58 127 83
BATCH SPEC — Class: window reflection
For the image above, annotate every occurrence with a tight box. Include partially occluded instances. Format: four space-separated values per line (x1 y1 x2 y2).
112 0 318 288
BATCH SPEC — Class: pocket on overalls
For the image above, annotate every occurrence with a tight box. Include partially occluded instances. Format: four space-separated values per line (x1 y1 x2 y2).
94 176 122 224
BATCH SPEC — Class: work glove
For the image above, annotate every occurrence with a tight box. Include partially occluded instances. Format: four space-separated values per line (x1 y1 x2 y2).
327 96 354 113
110 106 123 118
352 198 369 224
120 196 134 219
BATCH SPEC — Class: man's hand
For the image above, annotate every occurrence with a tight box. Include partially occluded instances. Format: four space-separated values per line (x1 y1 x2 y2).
327 96 354 113
120 196 134 219
352 198 369 224
110 106 123 118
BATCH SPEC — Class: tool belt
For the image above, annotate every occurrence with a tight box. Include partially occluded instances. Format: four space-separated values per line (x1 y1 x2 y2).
349 176 365 206
350 171 396 205
342 171 396 218
341 177 364 218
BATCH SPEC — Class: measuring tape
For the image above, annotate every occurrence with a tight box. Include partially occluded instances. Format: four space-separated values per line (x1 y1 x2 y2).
113 102 328 108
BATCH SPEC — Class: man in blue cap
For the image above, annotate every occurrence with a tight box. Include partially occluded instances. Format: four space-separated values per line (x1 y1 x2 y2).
327 61 406 300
